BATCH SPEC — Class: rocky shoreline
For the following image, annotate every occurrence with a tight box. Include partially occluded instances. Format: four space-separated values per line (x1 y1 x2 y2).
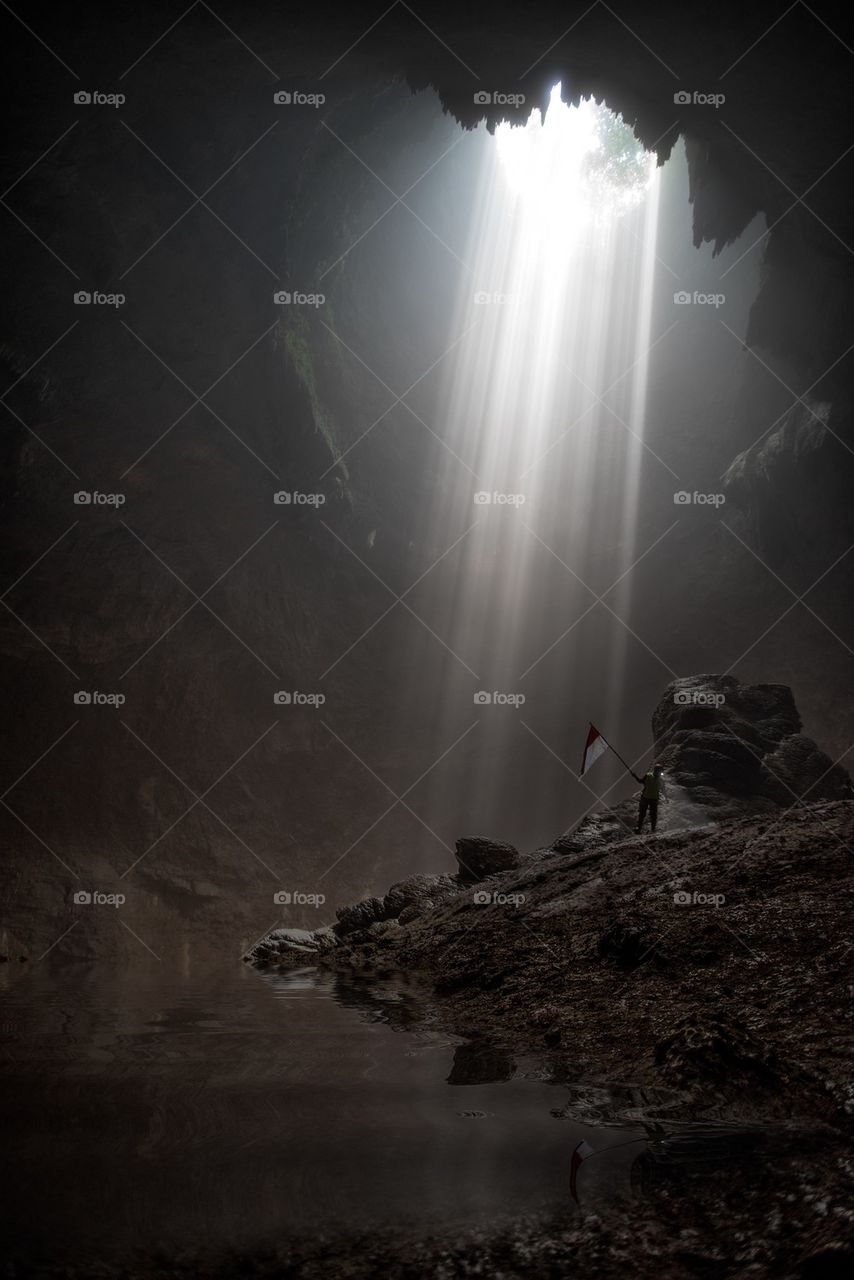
248 677 853 1129
238 676 854 1276
250 798 854 1123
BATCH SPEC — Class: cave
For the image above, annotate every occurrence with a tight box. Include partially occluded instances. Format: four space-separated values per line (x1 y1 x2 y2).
2 1 853 1276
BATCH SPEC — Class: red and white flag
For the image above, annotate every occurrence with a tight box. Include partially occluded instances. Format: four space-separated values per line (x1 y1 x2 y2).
580 723 609 777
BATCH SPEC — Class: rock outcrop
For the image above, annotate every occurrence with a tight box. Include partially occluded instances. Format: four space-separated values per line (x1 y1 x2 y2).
330 871 462 938
568 674 851 848
383 873 459 922
334 896 388 937
652 674 851 814
250 924 338 966
454 838 521 883
250 870 464 966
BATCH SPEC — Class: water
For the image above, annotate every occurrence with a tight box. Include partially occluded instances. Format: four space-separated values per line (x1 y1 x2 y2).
0 959 642 1263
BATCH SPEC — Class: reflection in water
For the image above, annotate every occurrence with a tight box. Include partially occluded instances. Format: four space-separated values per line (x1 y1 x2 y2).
629 1125 766 1197
2 962 640 1265
446 1041 516 1087
570 1124 768 1207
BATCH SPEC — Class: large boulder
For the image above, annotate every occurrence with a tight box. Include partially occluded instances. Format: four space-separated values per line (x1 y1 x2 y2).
245 927 321 968
762 733 852 805
334 895 387 937
335 874 461 937
455 837 521 883
561 675 851 851
383 873 459 920
653 675 851 818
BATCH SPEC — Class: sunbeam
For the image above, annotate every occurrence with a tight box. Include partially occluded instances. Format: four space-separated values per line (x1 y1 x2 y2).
407 87 662 845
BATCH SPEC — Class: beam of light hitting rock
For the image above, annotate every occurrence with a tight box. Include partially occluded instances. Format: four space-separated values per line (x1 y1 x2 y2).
406 85 661 849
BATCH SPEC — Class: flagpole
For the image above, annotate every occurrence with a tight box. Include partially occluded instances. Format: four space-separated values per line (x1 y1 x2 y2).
594 724 638 779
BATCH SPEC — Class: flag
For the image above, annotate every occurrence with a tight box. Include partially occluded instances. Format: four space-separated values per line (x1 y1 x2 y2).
580 723 609 777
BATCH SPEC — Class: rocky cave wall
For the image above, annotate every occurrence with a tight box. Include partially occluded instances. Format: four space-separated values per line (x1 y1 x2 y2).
1 0 852 961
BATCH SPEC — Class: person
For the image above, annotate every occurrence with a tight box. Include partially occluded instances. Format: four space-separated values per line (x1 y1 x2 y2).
632 763 666 833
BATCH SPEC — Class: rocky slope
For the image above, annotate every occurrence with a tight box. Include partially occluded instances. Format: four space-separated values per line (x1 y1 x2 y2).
239 675 854 1276
251 796 854 1121
249 673 852 984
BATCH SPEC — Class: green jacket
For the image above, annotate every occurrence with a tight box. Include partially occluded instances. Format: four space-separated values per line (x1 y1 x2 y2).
641 770 663 800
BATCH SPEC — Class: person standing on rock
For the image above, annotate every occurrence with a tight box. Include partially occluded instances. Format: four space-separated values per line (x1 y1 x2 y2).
632 763 666 833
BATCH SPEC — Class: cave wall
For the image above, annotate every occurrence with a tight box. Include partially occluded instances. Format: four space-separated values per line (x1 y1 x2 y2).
1 0 852 961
